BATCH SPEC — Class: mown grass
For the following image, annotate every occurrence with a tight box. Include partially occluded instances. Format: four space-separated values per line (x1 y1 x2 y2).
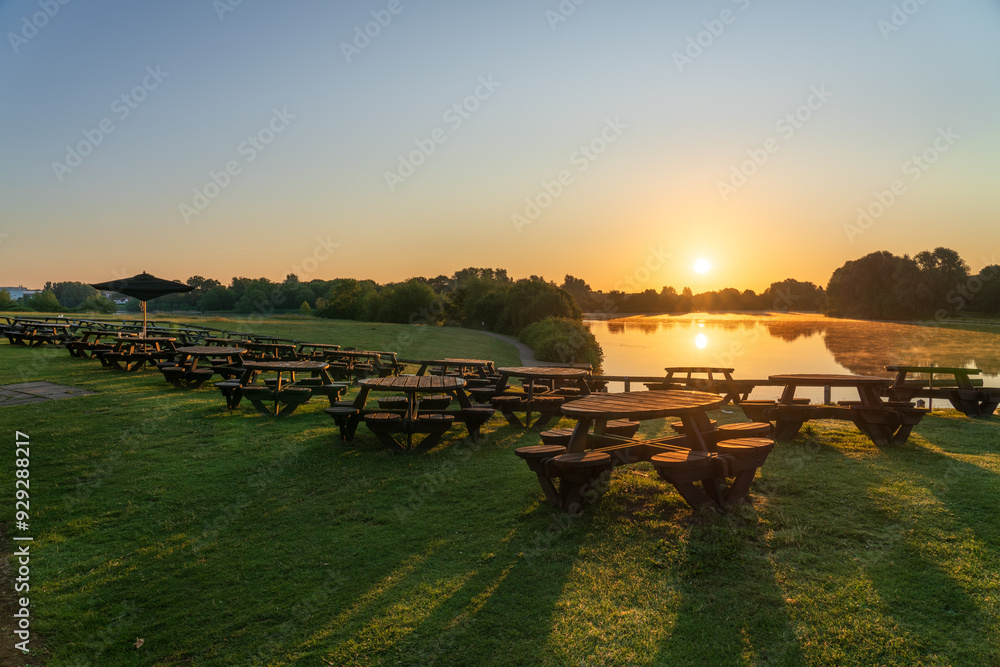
1 315 999 666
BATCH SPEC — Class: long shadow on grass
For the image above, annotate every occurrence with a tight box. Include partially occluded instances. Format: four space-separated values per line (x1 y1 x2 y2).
652 500 805 665
765 428 995 664
264 429 592 665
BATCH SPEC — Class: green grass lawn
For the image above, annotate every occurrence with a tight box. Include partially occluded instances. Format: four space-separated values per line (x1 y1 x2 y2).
2 315 999 666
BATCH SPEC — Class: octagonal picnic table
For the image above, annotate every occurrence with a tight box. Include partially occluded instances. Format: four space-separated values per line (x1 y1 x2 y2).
515 390 773 511
161 345 246 388
885 365 999 418
235 360 346 416
763 374 927 445
492 367 592 429
350 375 487 452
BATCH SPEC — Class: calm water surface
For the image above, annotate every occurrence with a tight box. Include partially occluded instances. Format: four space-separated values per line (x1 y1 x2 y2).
585 313 1000 401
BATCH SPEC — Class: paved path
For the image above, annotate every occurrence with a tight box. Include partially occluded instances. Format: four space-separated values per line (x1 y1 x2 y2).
475 330 589 368
0 382 96 407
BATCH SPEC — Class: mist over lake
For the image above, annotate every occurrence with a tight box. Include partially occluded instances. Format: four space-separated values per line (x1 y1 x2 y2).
586 312 1000 401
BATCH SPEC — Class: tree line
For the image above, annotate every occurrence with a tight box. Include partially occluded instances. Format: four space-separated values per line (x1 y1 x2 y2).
5 247 997 328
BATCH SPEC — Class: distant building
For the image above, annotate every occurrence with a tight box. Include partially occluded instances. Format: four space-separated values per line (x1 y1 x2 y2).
1 285 39 300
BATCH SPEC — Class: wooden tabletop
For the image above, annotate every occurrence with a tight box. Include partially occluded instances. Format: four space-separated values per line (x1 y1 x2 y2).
561 390 722 420
426 358 493 366
664 366 735 374
117 336 177 343
176 346 246 356
359 376 466 392
768 374 890 387
499 366 590 378
885 365 981 375
243 360 328 371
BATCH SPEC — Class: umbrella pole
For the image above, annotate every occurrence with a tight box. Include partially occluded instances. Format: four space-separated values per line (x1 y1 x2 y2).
142 301 147 337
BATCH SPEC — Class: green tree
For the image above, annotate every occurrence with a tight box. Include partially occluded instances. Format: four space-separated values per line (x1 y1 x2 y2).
560 275 593 311
825 251 922 319
43 281 98 308
376 279 440 324
198 285 236 311
79 294 118 313
496 279 581 334
914 247 970 313
24 290 63 312
762 279 825 311
0 289 20 310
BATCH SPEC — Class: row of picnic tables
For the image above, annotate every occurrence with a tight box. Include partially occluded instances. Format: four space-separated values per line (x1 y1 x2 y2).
4 317 997 513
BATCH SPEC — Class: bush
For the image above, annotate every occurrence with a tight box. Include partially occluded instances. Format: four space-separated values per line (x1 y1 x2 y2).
519 317 603 370
78 294 118 314
0 289 22 311
23 290 63 312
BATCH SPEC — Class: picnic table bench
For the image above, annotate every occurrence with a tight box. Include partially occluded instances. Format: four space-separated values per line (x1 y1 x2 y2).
159 345 246 388
741 374 928 445
640 367 783 404
223 360 347 416
4 322 73 347
885 365 999 418
97 337 178 372
491 367 592 429
63 329 120 359
515 390 774 511
326 375 494 452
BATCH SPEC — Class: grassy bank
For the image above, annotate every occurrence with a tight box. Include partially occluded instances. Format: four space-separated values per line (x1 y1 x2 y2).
1 316 999 665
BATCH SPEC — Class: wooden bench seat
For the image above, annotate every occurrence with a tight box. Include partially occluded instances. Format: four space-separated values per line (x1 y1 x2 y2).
215 381 243 409
545 452 613 511
418 394 452 410
670 419 717 434
540 419 641 446
713 421 772 441
514 445 566 503
324 406 362 441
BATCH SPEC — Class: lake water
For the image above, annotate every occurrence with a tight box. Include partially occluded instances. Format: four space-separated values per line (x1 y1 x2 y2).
585 313 1000 402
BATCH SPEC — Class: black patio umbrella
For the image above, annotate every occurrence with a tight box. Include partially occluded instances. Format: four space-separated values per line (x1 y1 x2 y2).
90 272 194 336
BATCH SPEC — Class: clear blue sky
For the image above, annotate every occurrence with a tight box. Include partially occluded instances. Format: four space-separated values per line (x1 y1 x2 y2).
2 0 998 292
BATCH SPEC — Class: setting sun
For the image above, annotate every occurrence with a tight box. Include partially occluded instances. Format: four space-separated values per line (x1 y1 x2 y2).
694 259 711 274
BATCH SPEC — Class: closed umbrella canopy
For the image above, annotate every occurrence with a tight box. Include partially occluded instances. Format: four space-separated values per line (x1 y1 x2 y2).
91 272 194 335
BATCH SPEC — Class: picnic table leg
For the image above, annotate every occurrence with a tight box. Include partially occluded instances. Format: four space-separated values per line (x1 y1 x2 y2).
723 469 759 506
530 409 558 430
411 431 445 454
247 396 273 415
499 408 524 428
566 418 592 454
670 482 718 511
773 419 804 440
890 423 915 445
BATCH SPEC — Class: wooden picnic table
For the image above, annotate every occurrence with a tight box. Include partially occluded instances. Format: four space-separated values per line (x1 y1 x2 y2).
63 329 120 358
242 341 299 361
340 375 485 452
492 367 592 429
231 360 345 416
515 390 773 511
296 342 342 359
4 322 73 347
160 346 246 388
323 350 397 380
885 365 999 418
204 336 250 347
756 374 927 445
98 337 178 372
415 358 498 379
